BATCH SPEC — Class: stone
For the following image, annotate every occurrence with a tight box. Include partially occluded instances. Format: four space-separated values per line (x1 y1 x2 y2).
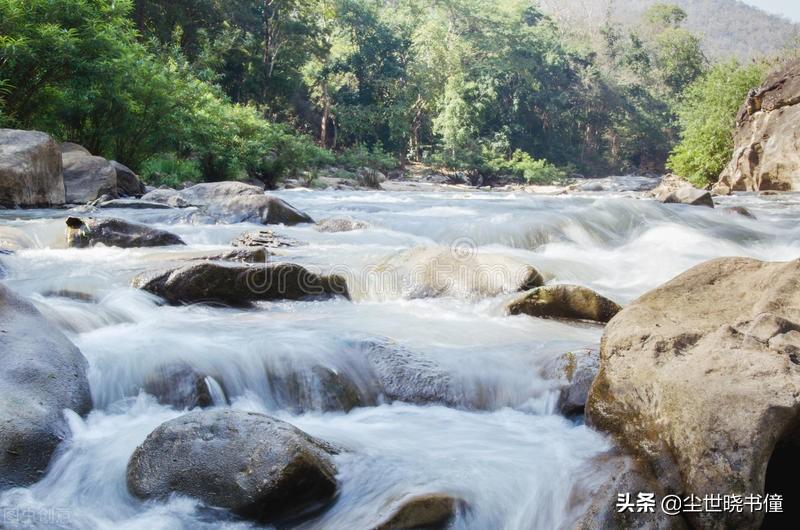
0 129 65 207
65 217 185 248
110 161 146 197
204 195 314 225
133 262 349 306
715 59 800 193
507 285 621 323
369 247 544 300
126 409 338 523
360 338 460 407
544 348 600 416
372 493 464 530
63 155 118 203
96 199 174 210
586 257 800 529
142 364 214 409
660 186 714 208
232 230 302 248
0 284 92 489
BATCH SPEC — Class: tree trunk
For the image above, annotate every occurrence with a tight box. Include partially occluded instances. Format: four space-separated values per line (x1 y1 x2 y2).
320 83 330 148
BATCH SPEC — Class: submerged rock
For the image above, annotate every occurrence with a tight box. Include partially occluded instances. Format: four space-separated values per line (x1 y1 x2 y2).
508 285 621 323
65 217 185 248
315 216 370 233
142 364 215 409
126 409 338 524
587 257 800 529
360 338 459 406
0 284 92 489
544 348 599 416
368 247 544 300
373 493 465 530
133 262 349 306
0 129 65 207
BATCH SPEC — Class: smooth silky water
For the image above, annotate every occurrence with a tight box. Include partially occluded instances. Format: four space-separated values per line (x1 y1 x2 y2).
1 185 798 529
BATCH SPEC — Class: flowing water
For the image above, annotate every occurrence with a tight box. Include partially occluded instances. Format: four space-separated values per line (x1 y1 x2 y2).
1 184 799 529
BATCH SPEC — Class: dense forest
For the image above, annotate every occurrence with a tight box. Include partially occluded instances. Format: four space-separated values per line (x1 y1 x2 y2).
0 0 794 187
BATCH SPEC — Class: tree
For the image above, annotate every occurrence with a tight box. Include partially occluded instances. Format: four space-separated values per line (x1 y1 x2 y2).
667 60 768 186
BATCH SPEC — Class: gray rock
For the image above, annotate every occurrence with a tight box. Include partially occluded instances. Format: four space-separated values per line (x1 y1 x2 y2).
59 142 91 158
0 129 65 207
0 284 92 489
63 155 118 203
96 199 174 210
65 217 185 248
197 247 270 264
140 182 313 224
660 186 714 208
142 364 214 409
204 195 314 225
508 285 621 323
126 409 338 523
544 348 600 416
360 338 459 406
132 262 349 306
110 161 146 197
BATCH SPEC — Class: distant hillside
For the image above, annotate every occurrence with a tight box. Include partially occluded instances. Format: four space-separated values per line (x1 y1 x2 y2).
538 0 799 60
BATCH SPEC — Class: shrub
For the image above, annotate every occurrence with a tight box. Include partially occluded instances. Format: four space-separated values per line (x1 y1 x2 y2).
336 144 397 172
139 154 202 188
668 60 768 187
484 149 568 184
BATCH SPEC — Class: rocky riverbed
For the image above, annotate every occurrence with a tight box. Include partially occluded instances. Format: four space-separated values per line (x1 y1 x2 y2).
0 176 798 529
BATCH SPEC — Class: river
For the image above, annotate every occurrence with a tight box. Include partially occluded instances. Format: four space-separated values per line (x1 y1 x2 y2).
0 184 798 529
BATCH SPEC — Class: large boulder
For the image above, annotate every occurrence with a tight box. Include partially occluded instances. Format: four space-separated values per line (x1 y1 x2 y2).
204 195 314 225
65 217 185 248
126 409 338 523
587 257 800 529
110 161 146 197
0 129 65 207
133 262 349 306
62 153 118 204
572 452 685 530
651 174 713 208
508 285 621 323
364 247 544 300
141 182 313 225
0 284 92 488
715 59 800 193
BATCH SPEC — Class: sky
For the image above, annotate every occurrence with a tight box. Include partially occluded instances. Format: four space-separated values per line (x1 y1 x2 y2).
743 0 800 22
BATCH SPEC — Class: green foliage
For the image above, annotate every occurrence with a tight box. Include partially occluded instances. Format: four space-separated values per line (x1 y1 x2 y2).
484 149 567 184
0 0 329 185
668 60 768 186
336 144 397 172
139 154 202 188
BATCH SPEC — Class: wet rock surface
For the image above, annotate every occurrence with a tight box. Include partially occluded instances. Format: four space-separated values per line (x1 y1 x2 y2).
0 284 92 489
126 409 338 524
508 285 621 323
587 257 800 529
65 217 185 248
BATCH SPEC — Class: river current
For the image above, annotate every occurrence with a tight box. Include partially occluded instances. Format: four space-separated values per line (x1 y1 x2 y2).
1 184 798 529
